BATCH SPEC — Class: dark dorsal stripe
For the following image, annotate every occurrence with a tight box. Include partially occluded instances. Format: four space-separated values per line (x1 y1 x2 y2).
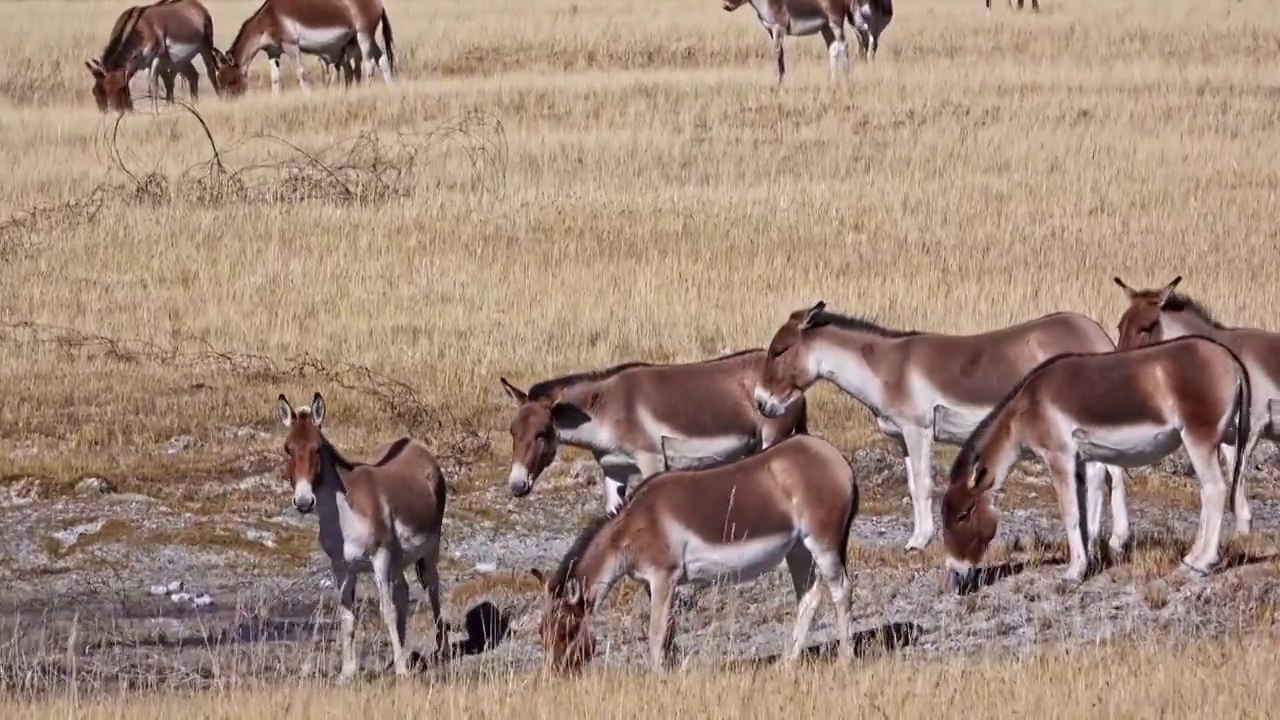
527 347 764 402
812 309 921 338
548 513 612 597
1162 292 1229 330
101 6 147 69
230 0 274 61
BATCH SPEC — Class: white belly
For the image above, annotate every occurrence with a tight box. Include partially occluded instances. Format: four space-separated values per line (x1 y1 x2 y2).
933 404 989 445
678 533 796 585
289 23 355 55
163 40 201 65
1073 424 1183 467
788 16 830 36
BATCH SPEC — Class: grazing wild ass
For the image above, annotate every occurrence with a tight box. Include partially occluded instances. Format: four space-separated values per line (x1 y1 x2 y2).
941 336 1250 589
85 0 222 113
214 0 395 97
1114 276 1277 535
752 301 1122 552
530 434 859 673
276 392 447 679
721 0 893 83
499 349 809 515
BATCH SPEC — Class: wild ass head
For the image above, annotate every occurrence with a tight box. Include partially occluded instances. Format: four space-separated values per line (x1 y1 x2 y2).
85 59 132 113
210 48 249 97
754 301 827 418
940 447 1000 591
275 391 327 514
721 0 752 11
499 377 591 498
529 567 596 674
1112 275 1182 350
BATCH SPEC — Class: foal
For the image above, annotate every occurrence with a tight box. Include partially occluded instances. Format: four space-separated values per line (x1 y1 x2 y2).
531 434 859 673
276 392 447 679
941 336 1250 588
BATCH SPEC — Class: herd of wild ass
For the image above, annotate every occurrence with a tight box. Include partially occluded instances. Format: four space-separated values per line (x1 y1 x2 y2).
273 276 1279 678
85 0 1049 112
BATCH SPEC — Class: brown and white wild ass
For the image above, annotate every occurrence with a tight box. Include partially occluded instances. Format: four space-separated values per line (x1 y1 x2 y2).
499 349 809 515
987 0 1039 13
85 0 222 113
752 301 1123 552
1113 276 1277 536
941 336 1250 589
276 392 447 679
721 0 893 83
530 433 859 673
214 0 395 97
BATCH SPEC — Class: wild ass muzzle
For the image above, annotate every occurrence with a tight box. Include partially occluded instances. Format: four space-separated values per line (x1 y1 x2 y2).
721 0 891 83
214 0 395 97
941 336 1251 590
752 301 1123 552
530 434 859 673
275 392 447 680
1113 275 1277 536
85 0 223 113
499 348 809 515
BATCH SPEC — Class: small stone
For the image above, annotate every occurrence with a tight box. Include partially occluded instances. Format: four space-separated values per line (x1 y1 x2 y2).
319 577 335 589
170 592 192 603
148 585 169 596
165 435 201 455
166 580 184 593
192 594 214 608
475 561 498 574
75 477 115 495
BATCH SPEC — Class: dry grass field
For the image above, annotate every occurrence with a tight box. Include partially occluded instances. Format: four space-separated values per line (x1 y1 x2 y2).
2 0 1280 716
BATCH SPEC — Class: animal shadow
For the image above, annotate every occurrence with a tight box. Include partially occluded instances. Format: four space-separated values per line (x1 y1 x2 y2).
412 600 511 668
723 621 925 670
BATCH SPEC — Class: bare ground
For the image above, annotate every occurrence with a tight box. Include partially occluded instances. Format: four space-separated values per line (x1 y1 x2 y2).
4 436 1280 698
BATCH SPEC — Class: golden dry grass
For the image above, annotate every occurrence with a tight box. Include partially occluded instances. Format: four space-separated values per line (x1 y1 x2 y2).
3 0 1280 713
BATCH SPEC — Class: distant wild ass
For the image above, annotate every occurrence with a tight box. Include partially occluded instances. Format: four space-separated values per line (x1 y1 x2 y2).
499 349 809 515
721 0 894 83
752 302 1122 552
530 434 859 673
85 0 222 113
941 336 1250 589
214 0 395 97
276 393 447 679
1113 276 1277 535
987 0 1039 13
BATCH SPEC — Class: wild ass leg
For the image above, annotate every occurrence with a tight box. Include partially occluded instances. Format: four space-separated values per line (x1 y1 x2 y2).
782 544 824 663
180 64 199 104
371 547 412 676
199 49 219 95
1183 439 1230 575
1083 461 1108 562
413 548 448 658
769 26 786 84
282 43 312 95
1105 464 1132 556
337 568 361 681
803 535 854 662
901 427 936 551
645 574 678 671
822 16 849 78
593 452 638 515
354 32 392 86
1048 454 1089 582
266 50 284 97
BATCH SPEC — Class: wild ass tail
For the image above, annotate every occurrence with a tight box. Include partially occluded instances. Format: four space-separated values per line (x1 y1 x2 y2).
380 8 395 76
836 463 860 569
793 396 809 436
1229 355 1252 507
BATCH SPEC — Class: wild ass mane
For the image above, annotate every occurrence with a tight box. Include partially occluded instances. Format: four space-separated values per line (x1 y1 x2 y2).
1162 292 1229 330
526 348 764 400
950 350 1082 480
101 7 148 68
809 308 922 338
548 513 612 596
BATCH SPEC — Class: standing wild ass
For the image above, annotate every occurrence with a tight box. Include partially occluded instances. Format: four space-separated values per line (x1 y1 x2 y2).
941 336 1250 588
213 0 395 97
721 0 894 83
987 0 1039 13
276 392 447 680
752 301 1122 552
1113 276 1277 535
85 0 222 113
499 349 809 515
530 434 859 673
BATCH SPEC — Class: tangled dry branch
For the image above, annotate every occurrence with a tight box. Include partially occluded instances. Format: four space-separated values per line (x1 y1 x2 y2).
0 320 490 468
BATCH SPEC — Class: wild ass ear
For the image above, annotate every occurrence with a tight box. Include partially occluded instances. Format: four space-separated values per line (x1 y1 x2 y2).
966 466 990 493
499 377 529 405
799 301 827 330
529 568 547 587
1112 277 1137 298
564 578 583 605
275 394 295 427
309 392 326 426
85 60 104 78
1156 276 1182 306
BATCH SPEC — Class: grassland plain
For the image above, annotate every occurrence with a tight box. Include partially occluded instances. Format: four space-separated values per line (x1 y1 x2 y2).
2 0 1280 716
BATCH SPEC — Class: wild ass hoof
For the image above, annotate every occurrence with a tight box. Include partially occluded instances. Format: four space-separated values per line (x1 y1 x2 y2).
1180 557 1215 578
904 533 933 553
1059 563 1088 585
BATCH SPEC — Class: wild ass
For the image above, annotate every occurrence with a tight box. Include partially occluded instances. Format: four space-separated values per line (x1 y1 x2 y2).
318 40 363 87
987 0 1039 13
1113 275 1277 535
276 392 447 680
214 0 395 97
499 348 809 515
752 301 1122 552
530 433 859 673
85 0 222 113
941 336 1250 588
721 0 893 83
